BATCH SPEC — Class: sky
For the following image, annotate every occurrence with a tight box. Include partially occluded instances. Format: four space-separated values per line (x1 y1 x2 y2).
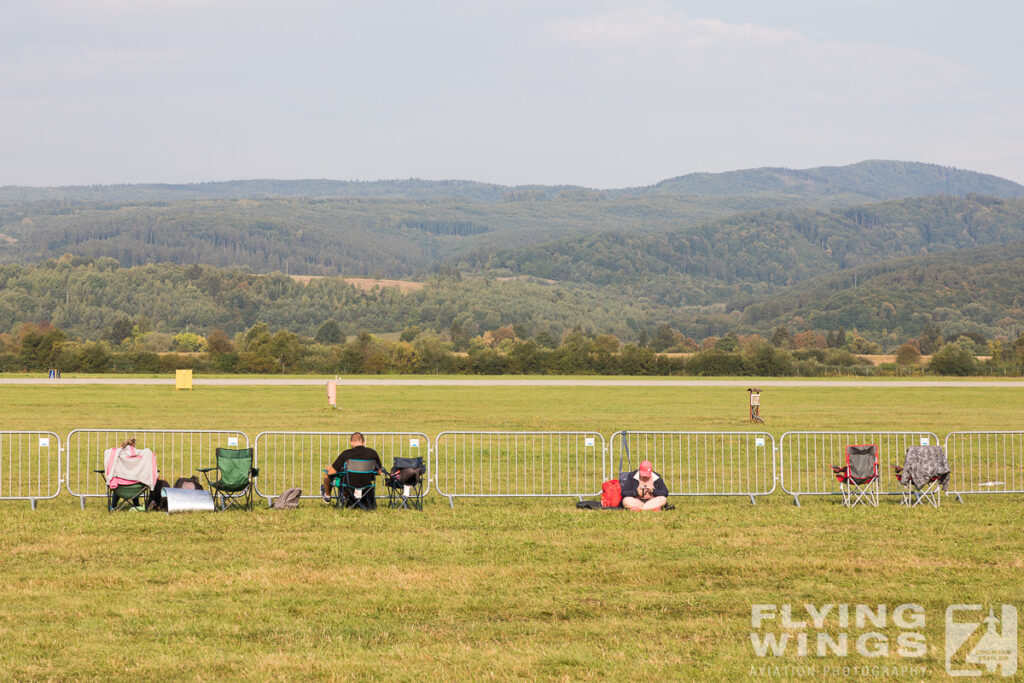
3 0 1023 188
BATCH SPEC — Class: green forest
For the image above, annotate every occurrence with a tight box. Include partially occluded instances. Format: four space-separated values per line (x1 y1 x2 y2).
3 160 1024 375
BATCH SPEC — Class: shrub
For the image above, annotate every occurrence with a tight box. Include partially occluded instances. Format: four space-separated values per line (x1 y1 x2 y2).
686 349 751 376
76 343 113 373
744 342 795 376
894 342 922 366
928 343 976 376
112 351 162 374
172 332 207 352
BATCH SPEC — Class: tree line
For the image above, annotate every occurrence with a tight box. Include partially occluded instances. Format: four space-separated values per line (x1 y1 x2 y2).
4 317 1020 378
1 255 1021 358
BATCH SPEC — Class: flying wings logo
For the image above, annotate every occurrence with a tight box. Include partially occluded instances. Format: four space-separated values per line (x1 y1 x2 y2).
946 605 1017 677
748 603 1019 678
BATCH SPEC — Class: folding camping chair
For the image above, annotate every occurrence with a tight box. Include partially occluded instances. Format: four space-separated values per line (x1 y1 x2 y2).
95 476 150 512
383 457 426 510
893 445 950 508
331 459 379 510
832 444 879 507
197 447 259 511
95 442 157 512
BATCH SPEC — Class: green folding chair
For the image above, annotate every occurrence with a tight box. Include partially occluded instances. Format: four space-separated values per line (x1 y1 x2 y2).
95 444 154 512
198 447 259 511
94 470 149 512
333 459 379 510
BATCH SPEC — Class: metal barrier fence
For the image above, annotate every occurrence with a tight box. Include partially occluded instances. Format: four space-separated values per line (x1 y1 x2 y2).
609 431 776 504
433 431 605 506
6 426 1021 509
0 431 62 508
779 431 941 505
253 431 431 505
945 431 1024 497
65 429 249 508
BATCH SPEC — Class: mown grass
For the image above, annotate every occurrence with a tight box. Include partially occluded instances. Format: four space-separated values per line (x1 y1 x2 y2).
1 381 1023 680
4 381 1024 436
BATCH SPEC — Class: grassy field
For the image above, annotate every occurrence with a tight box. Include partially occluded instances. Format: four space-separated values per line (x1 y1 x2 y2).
1 380 1022 680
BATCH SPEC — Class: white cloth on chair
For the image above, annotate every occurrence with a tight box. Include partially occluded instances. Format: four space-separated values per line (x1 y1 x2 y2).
104 445 158 489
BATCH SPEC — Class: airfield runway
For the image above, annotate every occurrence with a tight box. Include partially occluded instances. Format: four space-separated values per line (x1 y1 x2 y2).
2 377 1024 387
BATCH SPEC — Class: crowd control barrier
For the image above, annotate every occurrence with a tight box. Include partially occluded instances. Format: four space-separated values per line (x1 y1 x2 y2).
0 431 62 508
945 431 1024 498
779 431 941 505
253 431 431 505
65 429 249 508
609 431 776 504
433 431 605 507
10 425 1024 510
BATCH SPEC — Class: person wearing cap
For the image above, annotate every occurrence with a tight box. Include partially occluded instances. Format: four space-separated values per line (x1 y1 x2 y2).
620 459 669 511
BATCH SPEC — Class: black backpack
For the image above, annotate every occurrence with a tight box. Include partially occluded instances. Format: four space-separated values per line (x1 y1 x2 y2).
173 475 204 490
147 478 171 511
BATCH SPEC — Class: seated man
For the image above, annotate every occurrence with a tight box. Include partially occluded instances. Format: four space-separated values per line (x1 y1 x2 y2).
621 459 669 511
321 432 383 504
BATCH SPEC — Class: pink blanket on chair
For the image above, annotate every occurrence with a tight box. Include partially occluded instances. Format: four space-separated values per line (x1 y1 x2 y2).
104 446 157 489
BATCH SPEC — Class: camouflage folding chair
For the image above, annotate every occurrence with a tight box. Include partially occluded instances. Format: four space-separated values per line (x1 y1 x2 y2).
894 446 950 508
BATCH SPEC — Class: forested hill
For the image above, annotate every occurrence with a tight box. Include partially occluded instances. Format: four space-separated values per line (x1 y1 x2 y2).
4 161 1024 351
726 241 1024 341
4 245 1024 345
2 165 1023 280
2 160 1021 204
0 259 664 341
0 179 523 204
478 195 1024 305
0 193 832 277
633 160 1024 200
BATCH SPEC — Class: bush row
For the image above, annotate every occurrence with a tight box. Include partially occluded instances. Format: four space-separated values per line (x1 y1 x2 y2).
0 334 1003 377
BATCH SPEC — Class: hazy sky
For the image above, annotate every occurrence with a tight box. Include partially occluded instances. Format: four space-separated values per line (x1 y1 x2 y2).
3 0 1023 188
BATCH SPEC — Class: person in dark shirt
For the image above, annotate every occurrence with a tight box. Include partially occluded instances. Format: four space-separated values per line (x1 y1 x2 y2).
321 432 383 503
620 459 669 511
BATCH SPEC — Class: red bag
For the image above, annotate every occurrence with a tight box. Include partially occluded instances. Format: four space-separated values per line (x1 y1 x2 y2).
601 479 622 508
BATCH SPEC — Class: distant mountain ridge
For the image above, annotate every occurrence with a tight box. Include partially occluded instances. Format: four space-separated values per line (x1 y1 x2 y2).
2 160 1022 203
479 195 1024 294
633 160 1024 200
4 160 1024 347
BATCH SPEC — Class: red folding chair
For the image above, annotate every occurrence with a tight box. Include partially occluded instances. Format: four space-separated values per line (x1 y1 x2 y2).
832 444 879 507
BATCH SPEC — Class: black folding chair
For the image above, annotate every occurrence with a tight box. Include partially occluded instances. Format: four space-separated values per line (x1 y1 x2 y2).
335 459 379 510
384 457 426 510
